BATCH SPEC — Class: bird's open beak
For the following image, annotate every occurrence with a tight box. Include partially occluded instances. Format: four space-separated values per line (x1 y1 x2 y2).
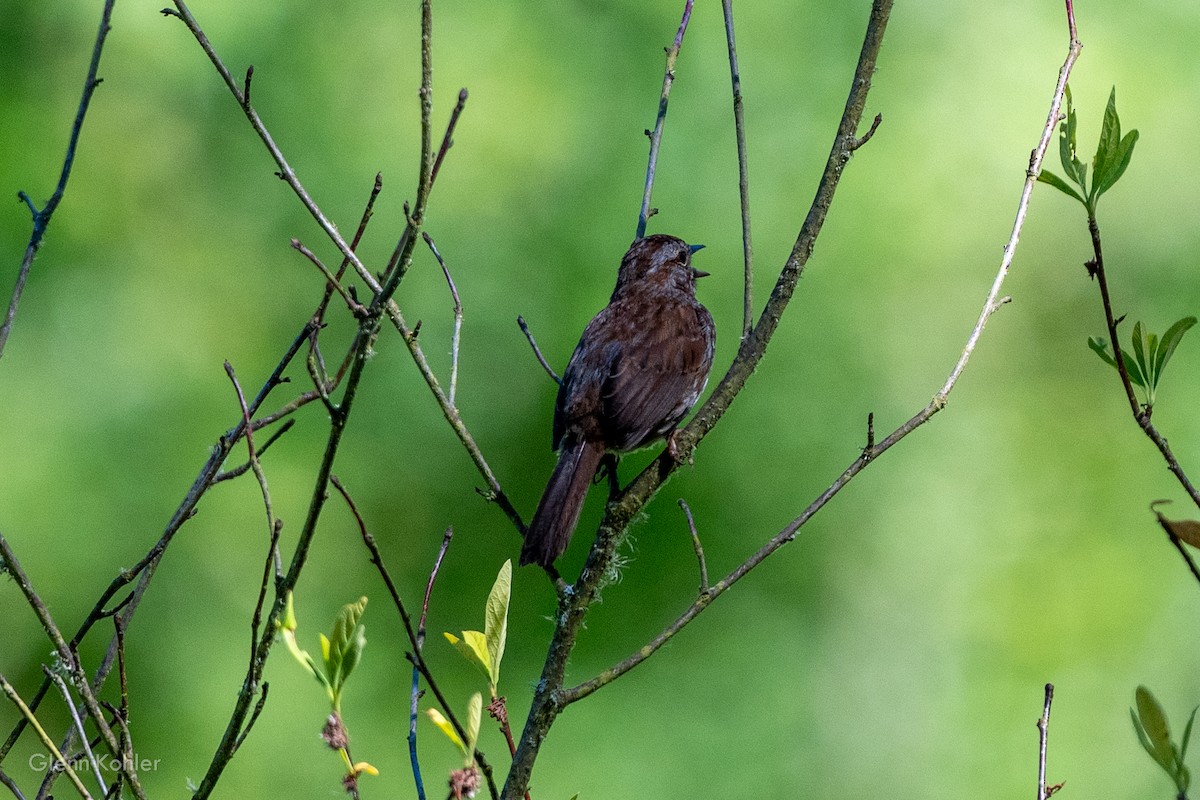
689 244 708 278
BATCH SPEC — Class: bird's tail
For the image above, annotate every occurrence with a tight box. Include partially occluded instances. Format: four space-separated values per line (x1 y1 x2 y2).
521 436 604 568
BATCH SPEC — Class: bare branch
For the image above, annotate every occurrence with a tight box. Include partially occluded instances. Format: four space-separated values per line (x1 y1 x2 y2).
163 1 381 295
431 89 469 187
721 0 754 339
1037 683 1055 800
42 667 107 796
1 0 117 361
678 499 708 594
408 527 455 800
291 239 368 318
635 0 695 239
422 232 464 406
517 316 562 385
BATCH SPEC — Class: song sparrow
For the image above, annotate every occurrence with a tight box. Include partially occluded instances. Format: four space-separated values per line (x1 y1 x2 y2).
520 234 716 568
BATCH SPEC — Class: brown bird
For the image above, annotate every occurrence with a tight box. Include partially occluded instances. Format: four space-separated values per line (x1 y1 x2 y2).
520 234 716 568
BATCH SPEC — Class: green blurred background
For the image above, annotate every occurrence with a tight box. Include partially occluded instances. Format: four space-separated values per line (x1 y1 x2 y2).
3 0 1200 797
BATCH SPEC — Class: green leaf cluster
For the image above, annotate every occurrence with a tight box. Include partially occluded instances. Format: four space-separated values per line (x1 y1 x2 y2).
1132 686 1196 796
279 592 368 713
1089 317 1196 407
444 559 511 693
1039 86 1139 216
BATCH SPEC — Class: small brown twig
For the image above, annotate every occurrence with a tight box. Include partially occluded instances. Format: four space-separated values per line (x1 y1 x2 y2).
163 1 382 296
1 0 116 362
721 0 754 340
408 527 455 800
1037 683 1057 800
214 419 295 483
517 316 561 385
42 666 107 796
678 499 708 594
313 172 383 325
635 0 695 239
422 232 463 406
224 361 277 538
431 89 469 187
291 238 368 318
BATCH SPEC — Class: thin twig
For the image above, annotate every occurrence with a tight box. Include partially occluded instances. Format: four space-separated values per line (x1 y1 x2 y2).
635 0 695 239
678 499 708 594
0 766 25 800
1037 683 1054 800
1150 502 1200 587
163 1 382 296
225 361 277 540
42 667 107 796
291 239 368 318
517 316 561 385
387 304 526 534
431 89 469 187
721 0 754 339
1 0 116 361
0 674 93 800
314 172 383 326
422 232 463 406
935 3 1081 402
214 419 295 482
409 527 455 800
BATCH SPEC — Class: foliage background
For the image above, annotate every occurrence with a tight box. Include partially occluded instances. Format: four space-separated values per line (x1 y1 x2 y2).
2 0 1200 797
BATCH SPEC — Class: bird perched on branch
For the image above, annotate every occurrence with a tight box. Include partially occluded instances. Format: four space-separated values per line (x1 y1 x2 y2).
521 234 716 568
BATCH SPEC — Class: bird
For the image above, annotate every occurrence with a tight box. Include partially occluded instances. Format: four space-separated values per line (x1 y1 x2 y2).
520 233 716 568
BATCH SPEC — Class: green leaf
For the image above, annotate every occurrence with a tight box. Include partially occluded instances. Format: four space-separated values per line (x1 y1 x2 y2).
1182 705 1198 761
1058 85 1079 183
484 560 512 689
1131 321 1153 389
1092 88 1122 188
326 597 368 694
1154 316 1197 380
1136 685 1175 771
1089 336 1148 389
1091 88 1139 200
427 708 467 756
1133 706 1158 760
1094 130 1139 199
464 692 483 763
1089 336 1119 369
1038 169 1086 205
279 593 331 692
445 630 492 680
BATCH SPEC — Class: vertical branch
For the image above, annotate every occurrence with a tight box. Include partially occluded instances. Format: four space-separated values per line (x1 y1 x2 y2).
635 0 696 239
721 0 754 339
422 233 463 407
1036 683 1055 800
409 528 454 800
1 0 117 361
